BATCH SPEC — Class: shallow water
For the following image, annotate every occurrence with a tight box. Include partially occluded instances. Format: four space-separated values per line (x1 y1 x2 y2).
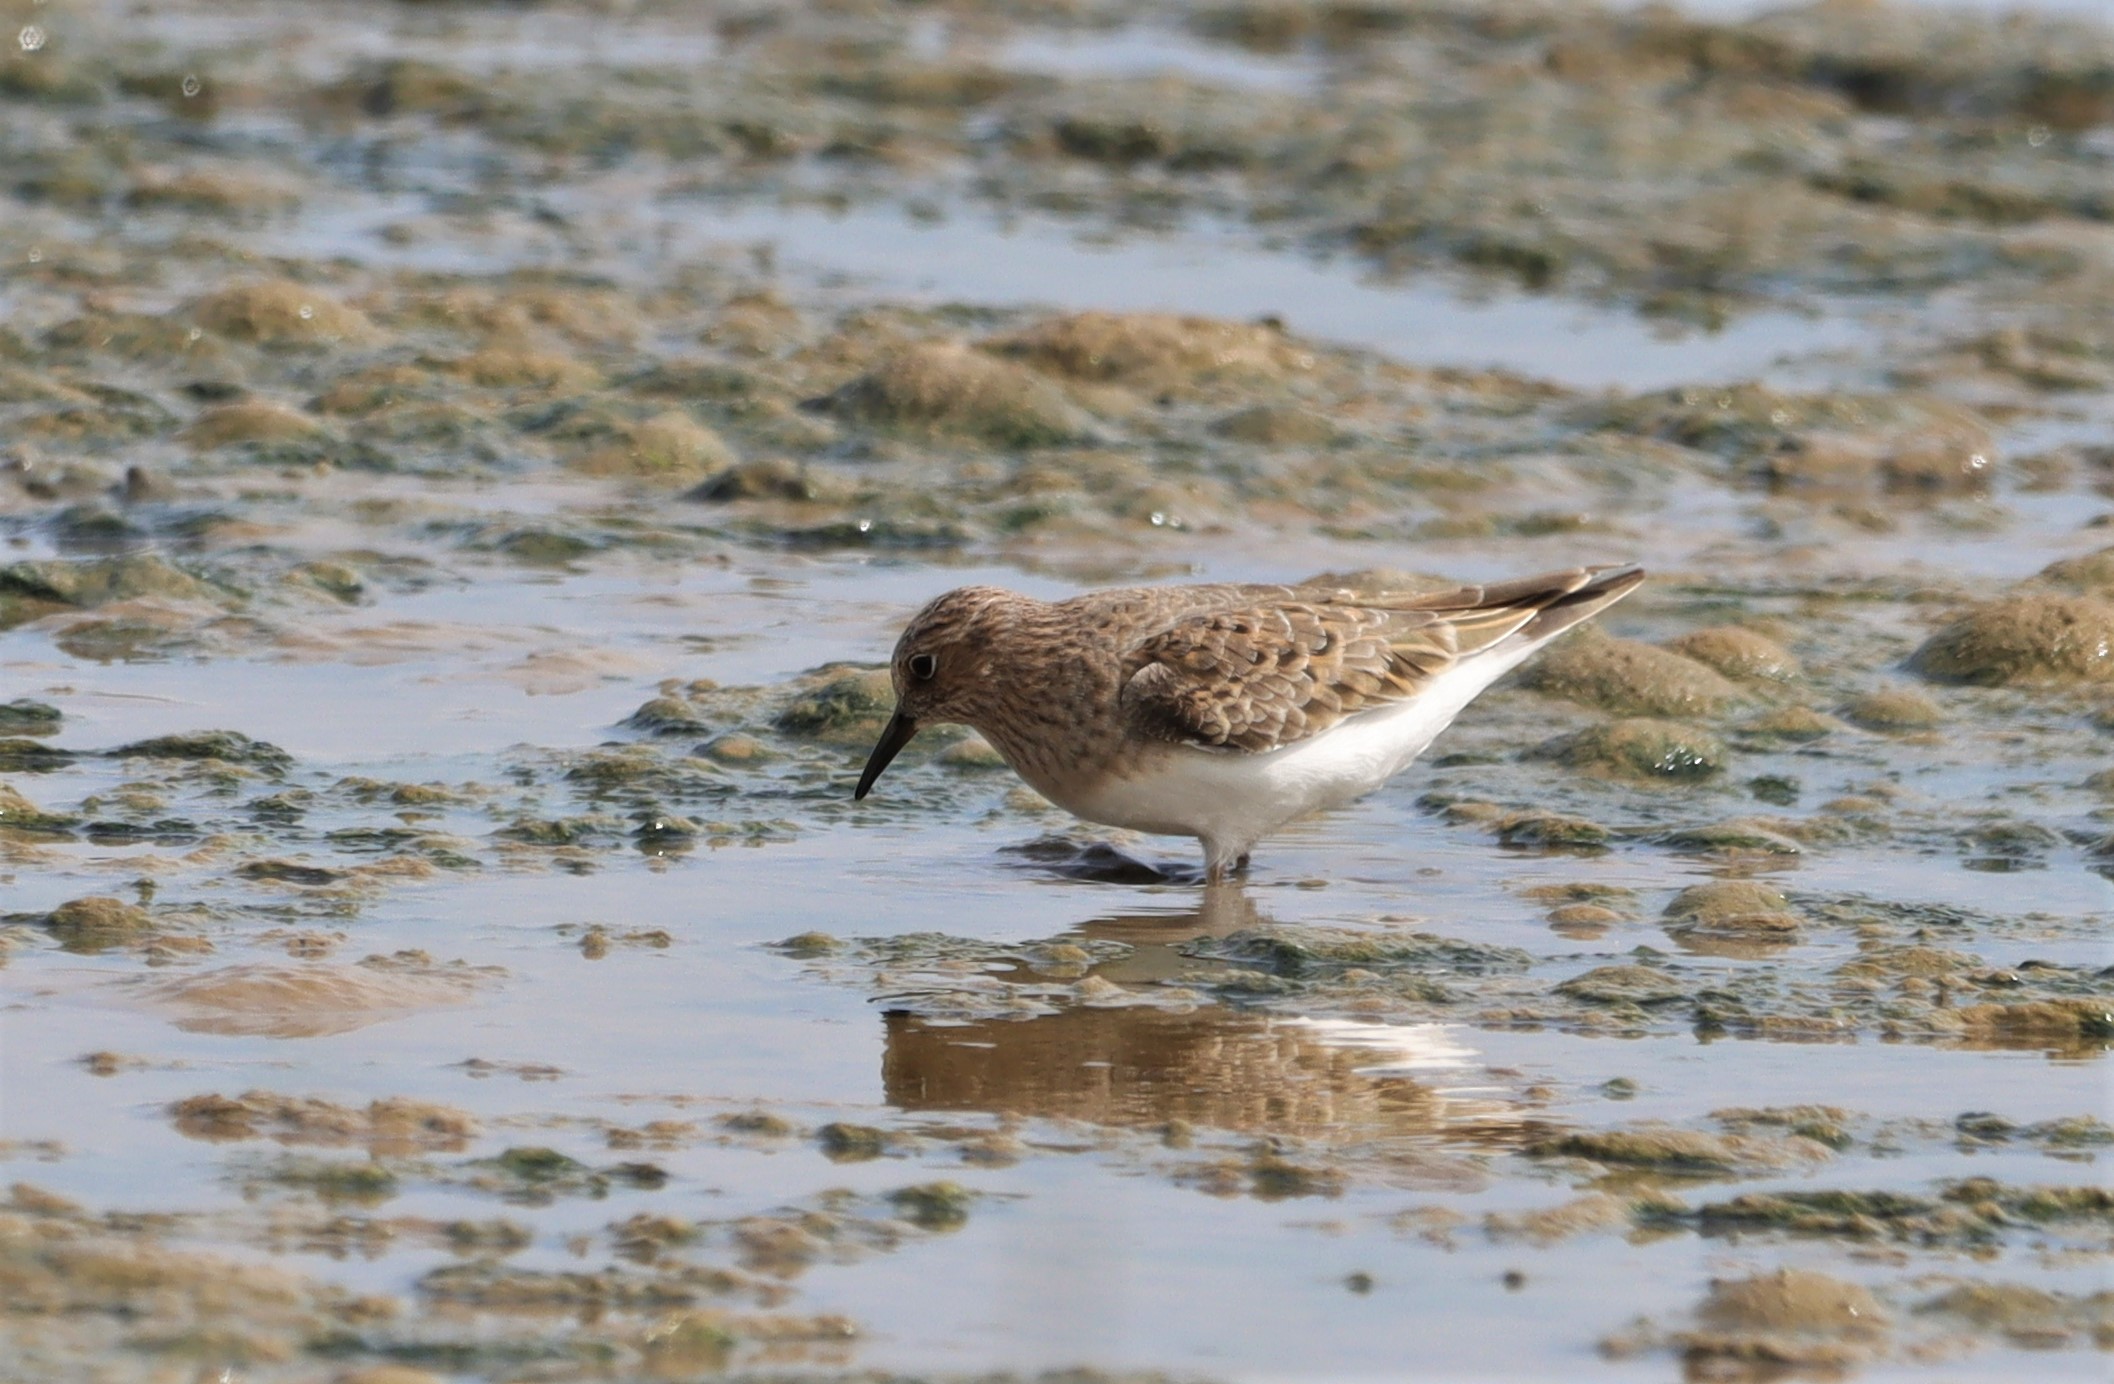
629 205 1879 394
4 0 2114 1380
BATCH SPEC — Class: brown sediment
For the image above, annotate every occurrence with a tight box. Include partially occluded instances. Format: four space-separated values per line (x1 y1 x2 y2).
993 311 1304 392
1484 1193 1631 1243
1646 1177 2114 1247
1945 998 2114 1046
813 340 1093 446
192 280 381 347
1917 1281 2114 1349
1842 686 1944 730
2038 545 2114 597
1491 811 1614 851
1661 881 1803 942
1739 706 1844 740
181 400 326 450
1554 966 1689 1008
567 411 737 482
445 347 602 392
129 955 495 1037
2 0 2112 1375
168 1091 476 1153
1529 1123 1827 1175
1 554 217 608
0 1193 392 1365
1675 1268 1890 1374
0 784 79 834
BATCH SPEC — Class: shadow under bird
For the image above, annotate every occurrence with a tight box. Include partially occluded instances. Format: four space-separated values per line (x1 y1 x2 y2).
855 563 1645 882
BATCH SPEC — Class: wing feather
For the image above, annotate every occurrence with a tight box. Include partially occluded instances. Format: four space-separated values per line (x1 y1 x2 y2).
1117 564 1641 753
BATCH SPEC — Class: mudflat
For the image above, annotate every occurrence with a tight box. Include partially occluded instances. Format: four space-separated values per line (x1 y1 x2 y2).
1 1 2110 1380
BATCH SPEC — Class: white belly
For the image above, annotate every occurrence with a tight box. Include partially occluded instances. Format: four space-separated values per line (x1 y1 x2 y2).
1063 689 1450 860
1051 648 1542 868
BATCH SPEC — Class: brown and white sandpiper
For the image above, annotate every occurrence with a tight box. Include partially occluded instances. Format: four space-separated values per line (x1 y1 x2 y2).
855 564 1644 881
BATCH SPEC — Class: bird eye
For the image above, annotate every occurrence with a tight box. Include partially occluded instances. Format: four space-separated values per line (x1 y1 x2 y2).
908 652 937 680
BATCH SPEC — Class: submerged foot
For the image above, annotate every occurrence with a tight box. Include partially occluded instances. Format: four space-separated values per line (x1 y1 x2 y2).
1000 835 1205 885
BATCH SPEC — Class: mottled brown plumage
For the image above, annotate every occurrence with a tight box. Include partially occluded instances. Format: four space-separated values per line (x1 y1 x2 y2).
857 564 1645 879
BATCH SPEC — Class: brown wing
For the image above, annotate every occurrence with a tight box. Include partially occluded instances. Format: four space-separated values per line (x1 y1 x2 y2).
1117 564 1642 753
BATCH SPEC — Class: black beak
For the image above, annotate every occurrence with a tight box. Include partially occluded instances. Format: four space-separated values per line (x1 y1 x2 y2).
854 709 920 800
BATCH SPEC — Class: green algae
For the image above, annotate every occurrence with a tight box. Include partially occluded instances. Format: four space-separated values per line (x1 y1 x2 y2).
110 731 292 772
0 699 60 735
1492 811 1614 851
452 1147 666 1205
991 310 1299 393
1662 881 1801 937
192 280 380 348
1911 595 2114 685
1949 998 2114 1045
567 411 737 483
1664 626 1800 683
495 816 618 848
717 1111 797 1139
1517 633 1740 718
168 1091 476 1153
1593 384 1993 489
2039 545 2114 597
774 667 896 742
1210 403 1342 447
0 554 217 608
256 1156 401 1206
1712 1106 1856 1153
1187 927 1532 978
0 1194 384 1374
887 1181 975 1231
817 1123 892 1163
1535 718 1727 783
1649 1178 2114 1247
0 783 78 834
183 400 327 451
813 341 1093 447
1529 1127 1743 1173
1917 1281 2114 1350
235 860 346 886
1554 965 1690 1008
1654 819 1803 857
41 895 155 951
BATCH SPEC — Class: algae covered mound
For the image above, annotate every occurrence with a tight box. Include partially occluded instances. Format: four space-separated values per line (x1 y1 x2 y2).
2 0 2112 1379
814 341 1096 446
1517 633 1740 717
1910 595 2114 685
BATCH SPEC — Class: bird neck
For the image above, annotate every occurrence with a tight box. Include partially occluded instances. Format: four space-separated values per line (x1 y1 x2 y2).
959 599 1125 788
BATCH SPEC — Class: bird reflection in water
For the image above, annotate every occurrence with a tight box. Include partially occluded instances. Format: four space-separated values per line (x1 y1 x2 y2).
881 882 1540 1150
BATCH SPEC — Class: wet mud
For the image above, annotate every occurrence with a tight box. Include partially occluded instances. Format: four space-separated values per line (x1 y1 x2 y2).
2 0 2111 1380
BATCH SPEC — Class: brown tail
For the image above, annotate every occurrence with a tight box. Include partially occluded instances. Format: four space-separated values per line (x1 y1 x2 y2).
1405 563 1645 656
